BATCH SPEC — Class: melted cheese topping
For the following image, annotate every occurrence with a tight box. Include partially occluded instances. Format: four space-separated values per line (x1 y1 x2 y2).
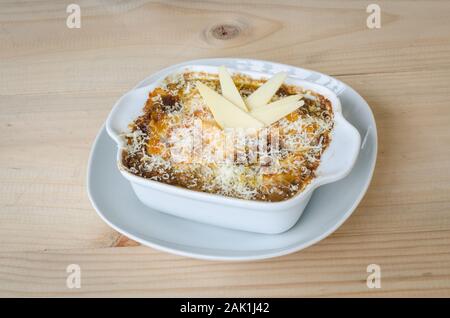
121 71 333 202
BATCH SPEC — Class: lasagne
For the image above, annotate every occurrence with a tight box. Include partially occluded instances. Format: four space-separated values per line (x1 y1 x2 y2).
121 70 333 202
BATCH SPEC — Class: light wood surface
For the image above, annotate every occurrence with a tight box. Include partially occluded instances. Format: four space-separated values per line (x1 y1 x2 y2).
1 0 450 297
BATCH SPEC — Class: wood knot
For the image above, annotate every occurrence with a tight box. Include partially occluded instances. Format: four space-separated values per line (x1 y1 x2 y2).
210 24 241 40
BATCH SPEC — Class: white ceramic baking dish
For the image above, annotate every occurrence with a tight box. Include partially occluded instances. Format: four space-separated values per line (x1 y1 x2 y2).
106 63 361 234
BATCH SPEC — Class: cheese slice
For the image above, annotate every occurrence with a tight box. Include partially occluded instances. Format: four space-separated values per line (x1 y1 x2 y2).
250 95 304 125
196 82 264 129
218 66 248 112
246 72 287 110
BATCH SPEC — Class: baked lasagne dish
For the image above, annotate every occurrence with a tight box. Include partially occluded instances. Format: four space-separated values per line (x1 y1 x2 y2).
121 69 334 202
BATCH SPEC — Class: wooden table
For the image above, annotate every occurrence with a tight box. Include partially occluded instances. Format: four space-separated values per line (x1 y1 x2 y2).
1 0 449 297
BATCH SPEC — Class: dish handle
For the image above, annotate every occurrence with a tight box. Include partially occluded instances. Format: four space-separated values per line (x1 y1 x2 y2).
315 113 361 185
106 85 155 148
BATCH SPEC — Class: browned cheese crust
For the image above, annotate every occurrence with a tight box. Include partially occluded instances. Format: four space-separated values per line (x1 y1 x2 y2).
122 71 333 202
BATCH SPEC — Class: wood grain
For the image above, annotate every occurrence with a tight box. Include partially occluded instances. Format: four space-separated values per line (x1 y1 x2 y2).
0 0 450 297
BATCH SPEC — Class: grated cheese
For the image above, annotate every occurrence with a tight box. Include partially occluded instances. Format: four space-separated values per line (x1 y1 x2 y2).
121 71 334 202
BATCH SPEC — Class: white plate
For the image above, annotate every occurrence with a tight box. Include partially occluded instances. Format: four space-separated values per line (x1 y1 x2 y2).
106 63 361 234
87 58 377 261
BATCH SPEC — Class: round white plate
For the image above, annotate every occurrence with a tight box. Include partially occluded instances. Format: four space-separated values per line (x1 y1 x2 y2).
87 58 377 261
